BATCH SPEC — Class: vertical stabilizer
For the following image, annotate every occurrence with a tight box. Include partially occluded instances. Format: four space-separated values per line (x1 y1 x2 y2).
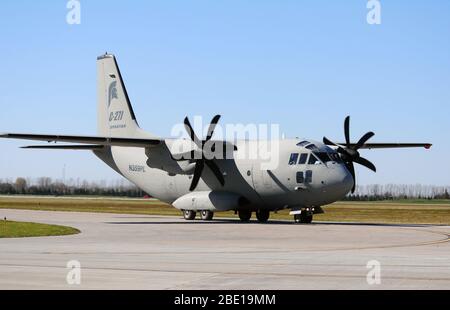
97 54 145 138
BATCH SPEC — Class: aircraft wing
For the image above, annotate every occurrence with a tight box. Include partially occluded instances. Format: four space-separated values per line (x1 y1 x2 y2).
324 142 432 150
20 144 106 150
0 133 161 147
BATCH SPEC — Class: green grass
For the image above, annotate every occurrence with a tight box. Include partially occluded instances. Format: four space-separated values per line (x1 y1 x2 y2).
0 196 449 225
0 220 80 238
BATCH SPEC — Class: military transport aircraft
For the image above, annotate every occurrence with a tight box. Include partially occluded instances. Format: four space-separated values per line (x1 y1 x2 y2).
0 54 432 223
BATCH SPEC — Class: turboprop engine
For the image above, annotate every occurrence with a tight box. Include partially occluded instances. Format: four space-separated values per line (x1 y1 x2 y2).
173 191 249 212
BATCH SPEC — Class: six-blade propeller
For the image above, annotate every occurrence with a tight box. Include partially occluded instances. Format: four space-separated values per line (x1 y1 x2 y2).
179 115 225 191
323 116 377 193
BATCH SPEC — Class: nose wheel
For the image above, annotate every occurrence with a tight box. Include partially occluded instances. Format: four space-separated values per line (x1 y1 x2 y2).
294 212 313 224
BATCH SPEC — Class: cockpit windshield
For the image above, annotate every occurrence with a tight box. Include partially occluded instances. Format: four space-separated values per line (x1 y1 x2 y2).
314 152 343 164
314 152 332 163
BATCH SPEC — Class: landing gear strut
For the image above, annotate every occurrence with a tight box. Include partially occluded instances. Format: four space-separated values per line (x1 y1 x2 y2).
238 210 252 222
200 210 214 221
256 209 270 223
183 210 196 220
294 212 313 224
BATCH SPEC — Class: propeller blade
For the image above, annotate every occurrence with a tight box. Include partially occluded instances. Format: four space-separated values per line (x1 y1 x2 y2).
323 137 338 147
204 160 225 186
354 156 377 172
355 132 375 150
206 115 221 141
346 162 356 193
189 160 204 191
184 117 202 149
344 116 351 147
324 137 348 152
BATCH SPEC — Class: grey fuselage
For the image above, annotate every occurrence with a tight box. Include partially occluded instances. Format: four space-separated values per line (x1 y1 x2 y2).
94 138 354 211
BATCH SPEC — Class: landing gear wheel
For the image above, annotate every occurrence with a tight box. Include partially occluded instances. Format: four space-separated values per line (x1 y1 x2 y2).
238 210 252 222
200 210 214 220
256 209 270 223
183 210 196 220
294 213 313 224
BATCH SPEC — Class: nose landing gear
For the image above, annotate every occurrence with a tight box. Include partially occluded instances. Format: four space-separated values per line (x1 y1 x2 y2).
294 213 313 224
292 207 314 224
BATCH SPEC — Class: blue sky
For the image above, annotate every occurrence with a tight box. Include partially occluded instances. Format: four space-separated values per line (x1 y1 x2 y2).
0 1 449 185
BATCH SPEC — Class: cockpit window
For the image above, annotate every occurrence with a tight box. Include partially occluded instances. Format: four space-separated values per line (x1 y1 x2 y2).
314 152 332 163
289 153 299 165
297 140 310 147
308 153 320 165
298 153 308 165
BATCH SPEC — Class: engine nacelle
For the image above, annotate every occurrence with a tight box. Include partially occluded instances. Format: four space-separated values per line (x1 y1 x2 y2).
173 191 247 212
145 140 196 175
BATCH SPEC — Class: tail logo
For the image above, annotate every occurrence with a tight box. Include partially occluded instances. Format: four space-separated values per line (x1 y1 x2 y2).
108 81 118 107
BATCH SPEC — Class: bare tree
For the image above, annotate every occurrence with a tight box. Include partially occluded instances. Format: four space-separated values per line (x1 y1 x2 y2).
14 177 27 194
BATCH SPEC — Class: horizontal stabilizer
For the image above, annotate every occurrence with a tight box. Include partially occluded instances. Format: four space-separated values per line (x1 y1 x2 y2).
21 145 105 150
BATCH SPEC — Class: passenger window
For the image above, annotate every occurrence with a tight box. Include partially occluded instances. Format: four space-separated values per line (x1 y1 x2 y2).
296 171 304 183
305 170 313 183
308 154 319 165
289 153 299 165
298 153 308 165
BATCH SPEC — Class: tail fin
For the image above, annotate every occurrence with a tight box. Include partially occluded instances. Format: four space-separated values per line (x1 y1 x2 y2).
97 54 145 138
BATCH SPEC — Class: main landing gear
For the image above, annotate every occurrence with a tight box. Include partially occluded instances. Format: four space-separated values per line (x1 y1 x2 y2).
200 210 214 221
238 210 252 222
256 209 270 223
238 209 271 223
183 210 196 220
182 210 215 221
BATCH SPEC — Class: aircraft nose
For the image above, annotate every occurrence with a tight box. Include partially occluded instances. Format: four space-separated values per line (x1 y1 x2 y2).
328 164 354 197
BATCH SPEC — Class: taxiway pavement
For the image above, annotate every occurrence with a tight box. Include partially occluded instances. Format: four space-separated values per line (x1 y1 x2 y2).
0 209 449 289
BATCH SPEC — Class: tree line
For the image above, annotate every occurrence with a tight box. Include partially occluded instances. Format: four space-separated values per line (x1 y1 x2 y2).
0 177 448 200
345 184 450 201
0 177 147 197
